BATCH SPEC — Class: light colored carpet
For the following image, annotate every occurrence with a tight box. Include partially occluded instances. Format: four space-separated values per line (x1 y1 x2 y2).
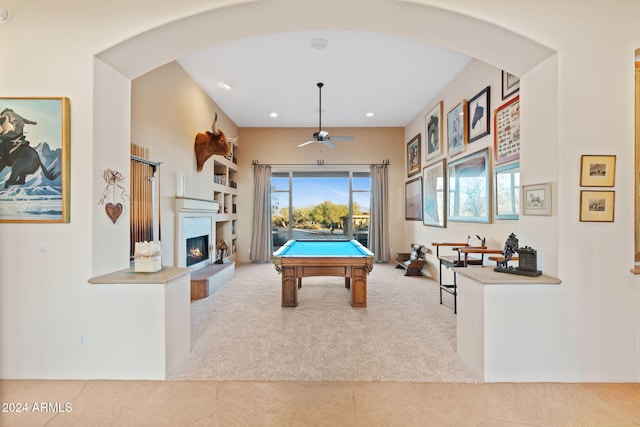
169 262 481 383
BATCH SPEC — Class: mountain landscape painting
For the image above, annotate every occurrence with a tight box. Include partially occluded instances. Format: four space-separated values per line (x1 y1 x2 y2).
0 98 70 223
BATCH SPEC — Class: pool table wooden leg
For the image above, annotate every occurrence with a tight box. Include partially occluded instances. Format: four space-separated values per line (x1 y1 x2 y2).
281 267 298 307
350 267 367 308
344 278 350 289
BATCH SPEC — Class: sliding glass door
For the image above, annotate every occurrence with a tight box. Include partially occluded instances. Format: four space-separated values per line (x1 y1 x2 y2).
271 171 370 251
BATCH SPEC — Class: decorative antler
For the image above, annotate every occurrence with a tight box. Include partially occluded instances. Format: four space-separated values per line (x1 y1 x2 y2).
211 112 219 136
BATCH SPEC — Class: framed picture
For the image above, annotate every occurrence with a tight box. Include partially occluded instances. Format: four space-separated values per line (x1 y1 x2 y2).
447 148 491 223
0 97 71 223
502 70 520 99
425 101 443 159
580 190 615 222
405 176 423 221
406 133 421 177
447 100 467 157
467 86 490 143
495 162 520 220
580 155 616 187
494 96 520 164
522 182 551 216
422 159 446 227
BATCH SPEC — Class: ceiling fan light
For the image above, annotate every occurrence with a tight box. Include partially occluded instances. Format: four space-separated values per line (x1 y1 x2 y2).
296 82 353 148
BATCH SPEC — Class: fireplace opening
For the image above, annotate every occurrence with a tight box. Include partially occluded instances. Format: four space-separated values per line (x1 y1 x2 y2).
186 235 209 267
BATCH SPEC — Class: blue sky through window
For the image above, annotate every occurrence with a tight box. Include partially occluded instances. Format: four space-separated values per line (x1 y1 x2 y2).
293 177 349 208
272 175 370 213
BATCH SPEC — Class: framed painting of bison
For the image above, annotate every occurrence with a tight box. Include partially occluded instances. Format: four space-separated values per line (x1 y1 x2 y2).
0 97 70 223
467 86 490 144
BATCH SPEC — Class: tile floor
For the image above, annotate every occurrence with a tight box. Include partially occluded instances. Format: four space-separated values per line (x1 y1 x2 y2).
1 380 639 426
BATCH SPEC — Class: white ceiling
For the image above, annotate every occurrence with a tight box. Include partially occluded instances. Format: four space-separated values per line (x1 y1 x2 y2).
177 30 470 128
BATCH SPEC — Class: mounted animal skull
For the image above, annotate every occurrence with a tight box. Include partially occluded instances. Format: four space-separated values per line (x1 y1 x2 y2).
194 113 237 172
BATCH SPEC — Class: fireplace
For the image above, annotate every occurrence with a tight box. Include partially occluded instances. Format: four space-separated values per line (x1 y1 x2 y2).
186 235 209 267
175 197 219 269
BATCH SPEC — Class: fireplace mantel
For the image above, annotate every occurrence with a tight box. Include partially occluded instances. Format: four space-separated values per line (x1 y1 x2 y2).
175 197 219 213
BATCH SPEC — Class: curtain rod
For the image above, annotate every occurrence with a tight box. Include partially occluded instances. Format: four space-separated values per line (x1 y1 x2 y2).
251 159 390 167
131 154 162 168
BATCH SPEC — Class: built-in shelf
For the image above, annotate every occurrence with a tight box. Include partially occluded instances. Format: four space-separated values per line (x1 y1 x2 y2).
212 141 239 260
212 183 238 195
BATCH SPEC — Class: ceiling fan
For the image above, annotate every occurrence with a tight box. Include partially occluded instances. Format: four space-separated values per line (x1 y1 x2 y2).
295 82 354 148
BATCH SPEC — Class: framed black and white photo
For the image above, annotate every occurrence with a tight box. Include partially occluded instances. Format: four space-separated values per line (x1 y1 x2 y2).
580 190 615 222
502 70 520 99
580 155 616 187
522 182 551 216
425 101 443 159
447 101 467 157
467 86 490 143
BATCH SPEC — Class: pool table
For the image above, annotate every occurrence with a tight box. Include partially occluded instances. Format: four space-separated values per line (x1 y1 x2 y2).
272 239 374 307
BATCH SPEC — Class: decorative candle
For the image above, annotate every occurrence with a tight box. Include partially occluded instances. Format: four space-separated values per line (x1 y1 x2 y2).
176 173 186 197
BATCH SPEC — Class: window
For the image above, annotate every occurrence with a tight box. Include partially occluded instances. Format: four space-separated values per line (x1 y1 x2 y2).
271 171 370 251
447 148 491 223
495 162 520 220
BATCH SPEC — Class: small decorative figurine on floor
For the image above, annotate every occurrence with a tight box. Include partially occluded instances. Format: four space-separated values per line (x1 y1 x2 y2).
494 233 542 277
215 240 228 264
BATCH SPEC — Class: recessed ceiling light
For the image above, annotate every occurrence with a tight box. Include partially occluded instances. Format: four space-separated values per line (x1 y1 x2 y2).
0 8 12 23
270 112 278 118
366 112 375 117
310 38 329 50
220 82 232 90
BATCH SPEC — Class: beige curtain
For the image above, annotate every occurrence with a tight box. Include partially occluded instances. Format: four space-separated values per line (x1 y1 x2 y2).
250 164 272 261
369 164 390 262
